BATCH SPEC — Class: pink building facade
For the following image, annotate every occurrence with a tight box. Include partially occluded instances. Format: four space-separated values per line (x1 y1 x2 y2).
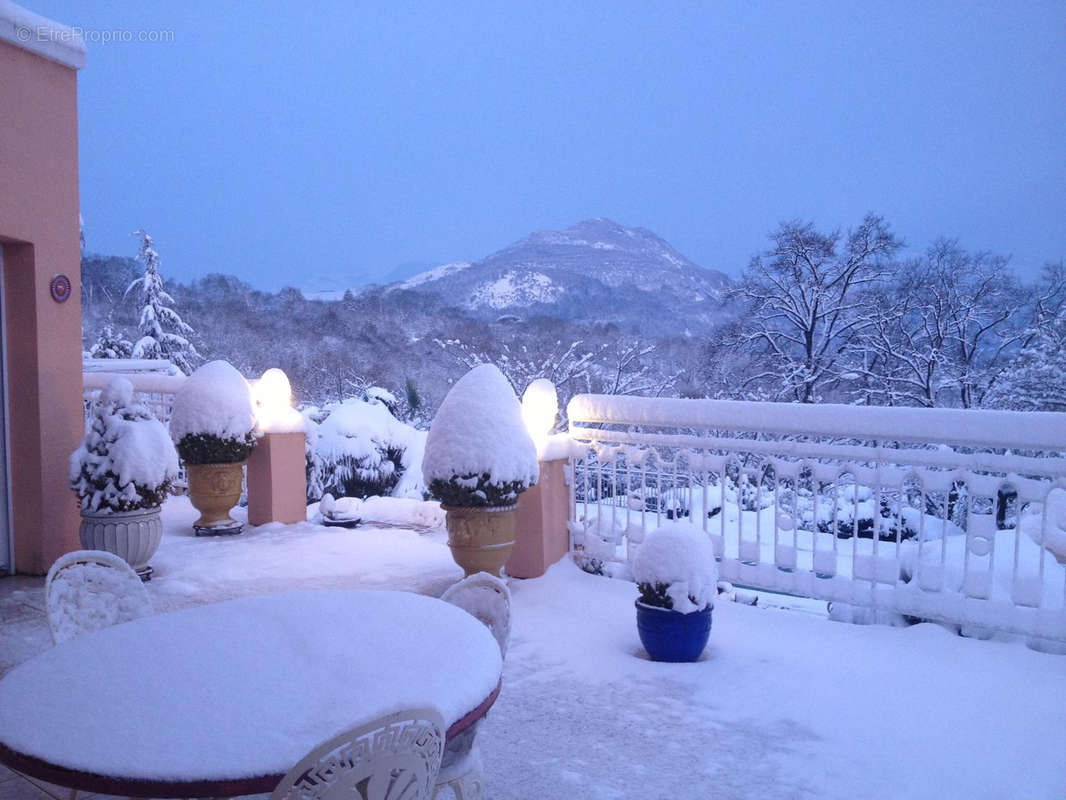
0 5 86 574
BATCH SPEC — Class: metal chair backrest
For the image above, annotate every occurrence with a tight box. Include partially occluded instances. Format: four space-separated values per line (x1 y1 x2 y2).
44 549 153 645
441 572 512 658
269 708 445 800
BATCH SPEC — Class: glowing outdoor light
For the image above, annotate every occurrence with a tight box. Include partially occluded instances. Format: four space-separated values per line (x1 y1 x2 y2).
253 367 298 433
521 378 558 450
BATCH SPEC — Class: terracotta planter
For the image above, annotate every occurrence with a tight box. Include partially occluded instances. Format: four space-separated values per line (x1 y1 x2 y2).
79 507 162 580
186 461 246 534
443 504 517 577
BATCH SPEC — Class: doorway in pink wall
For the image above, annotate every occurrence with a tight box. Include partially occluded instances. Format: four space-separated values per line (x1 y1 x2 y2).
0 246 10 574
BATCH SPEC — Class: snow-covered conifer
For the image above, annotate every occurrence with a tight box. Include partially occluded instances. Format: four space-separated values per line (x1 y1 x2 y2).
127 230 200 374
89 318 134 360
70 377 179 513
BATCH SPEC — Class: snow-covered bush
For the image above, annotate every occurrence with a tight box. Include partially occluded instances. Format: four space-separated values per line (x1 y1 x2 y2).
170 360 256 464
631 522 718 613
89 320 133 360
307 398 424 501
422 364 538 507
797 484 960 542
70 377 179 513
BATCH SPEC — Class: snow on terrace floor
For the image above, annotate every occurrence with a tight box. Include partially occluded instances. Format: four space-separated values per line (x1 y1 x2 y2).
0 497 1064 799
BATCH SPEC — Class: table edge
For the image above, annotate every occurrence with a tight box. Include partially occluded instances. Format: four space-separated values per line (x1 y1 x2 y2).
0 680 502 798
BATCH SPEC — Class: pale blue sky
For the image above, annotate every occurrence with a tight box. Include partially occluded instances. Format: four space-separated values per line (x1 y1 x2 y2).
33 0 1066 289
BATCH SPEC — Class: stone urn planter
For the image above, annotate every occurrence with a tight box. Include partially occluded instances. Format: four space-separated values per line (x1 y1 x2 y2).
421 365 540 578
79 507 163 580
70 377 179 582
187 461 247 534
443 504 518 577
170 361 258 536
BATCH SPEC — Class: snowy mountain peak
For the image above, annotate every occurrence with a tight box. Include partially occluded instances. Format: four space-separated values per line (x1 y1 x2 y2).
384 219 733 334
399 261 472 289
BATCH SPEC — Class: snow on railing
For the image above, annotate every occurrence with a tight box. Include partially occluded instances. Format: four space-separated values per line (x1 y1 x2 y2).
82 371 186 426
566 394 1066 646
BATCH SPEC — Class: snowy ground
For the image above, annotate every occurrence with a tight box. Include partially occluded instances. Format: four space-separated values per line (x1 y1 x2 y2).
1 497 1065 799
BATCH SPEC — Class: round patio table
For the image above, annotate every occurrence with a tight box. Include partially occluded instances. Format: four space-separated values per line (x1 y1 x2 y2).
0 589 502 798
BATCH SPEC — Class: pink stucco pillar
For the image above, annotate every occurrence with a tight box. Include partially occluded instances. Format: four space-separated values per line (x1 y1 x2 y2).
0 15 86 574
508 457 570 579
247 433 307 526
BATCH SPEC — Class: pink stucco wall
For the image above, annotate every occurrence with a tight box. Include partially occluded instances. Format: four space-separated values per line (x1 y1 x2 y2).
509 458 571 579
0 38 83 574
247 433 308 526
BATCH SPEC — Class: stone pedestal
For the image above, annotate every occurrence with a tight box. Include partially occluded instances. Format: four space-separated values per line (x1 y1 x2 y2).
247 432 307 526
508 457 570 579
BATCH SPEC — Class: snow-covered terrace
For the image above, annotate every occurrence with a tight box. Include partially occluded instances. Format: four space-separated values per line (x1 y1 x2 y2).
2 498 1063 799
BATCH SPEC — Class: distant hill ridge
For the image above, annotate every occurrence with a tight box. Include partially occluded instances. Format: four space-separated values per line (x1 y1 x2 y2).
387 218 732 333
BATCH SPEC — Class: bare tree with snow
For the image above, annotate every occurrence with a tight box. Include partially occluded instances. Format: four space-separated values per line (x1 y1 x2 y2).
846 241 1027 408
126 230 200 374
592 337 678 397
732 214 902 402
985 261 1066 412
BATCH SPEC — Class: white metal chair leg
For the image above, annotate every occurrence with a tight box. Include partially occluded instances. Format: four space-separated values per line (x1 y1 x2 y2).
434 723 484 800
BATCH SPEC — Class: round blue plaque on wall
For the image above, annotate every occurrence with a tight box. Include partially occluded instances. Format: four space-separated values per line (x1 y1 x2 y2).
50 274 72 303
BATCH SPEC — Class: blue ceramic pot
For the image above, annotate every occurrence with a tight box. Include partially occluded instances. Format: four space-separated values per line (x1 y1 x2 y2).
635 600 712 662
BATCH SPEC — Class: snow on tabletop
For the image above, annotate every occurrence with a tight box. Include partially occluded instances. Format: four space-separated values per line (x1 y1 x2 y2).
631 521 719 613
422 364 538 487
169 360 255 441
0 590 501 781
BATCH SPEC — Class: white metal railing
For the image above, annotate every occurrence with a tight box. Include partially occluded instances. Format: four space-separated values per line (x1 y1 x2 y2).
82 371 186 425
566 394 1066 644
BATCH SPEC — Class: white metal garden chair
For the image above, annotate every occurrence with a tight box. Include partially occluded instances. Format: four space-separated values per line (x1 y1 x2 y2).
44 549 153 645
435 573 512 800
440 572 511 658
269 708 445 800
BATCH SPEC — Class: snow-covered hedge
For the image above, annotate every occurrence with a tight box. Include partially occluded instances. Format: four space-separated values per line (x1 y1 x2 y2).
70 377 179 513
422 365 539 507
306 398 425 501
170 361 257 464
632 522 718 613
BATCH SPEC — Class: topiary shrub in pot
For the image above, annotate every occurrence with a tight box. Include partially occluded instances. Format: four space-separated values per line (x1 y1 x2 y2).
170 360 257 535
632 521 719 662
70 377 179 579
422 364 539 576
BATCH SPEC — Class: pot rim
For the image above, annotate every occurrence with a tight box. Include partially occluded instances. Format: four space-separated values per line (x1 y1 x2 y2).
441 503 518 513
635 599 713 615
185 460 248 469
79 506 163 520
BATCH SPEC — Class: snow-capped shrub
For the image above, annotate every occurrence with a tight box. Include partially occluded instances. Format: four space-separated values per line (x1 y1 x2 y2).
170 360 256 464
307 398 424 501
70 377 179 513
422 364 539 507
632 522 718 614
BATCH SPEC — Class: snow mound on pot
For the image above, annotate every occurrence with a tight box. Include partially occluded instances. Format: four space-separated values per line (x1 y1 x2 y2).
632 522 719 613
422 364 538 491
170 360 255 441
70 377 179 512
